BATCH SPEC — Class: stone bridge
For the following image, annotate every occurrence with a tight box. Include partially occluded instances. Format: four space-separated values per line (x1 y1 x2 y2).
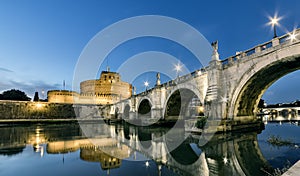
110 29 300 126
262 106 300 122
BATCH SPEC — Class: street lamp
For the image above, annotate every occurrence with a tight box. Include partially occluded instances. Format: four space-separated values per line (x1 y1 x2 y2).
174 63 182 77
41 89 45 100
144 81 149 91
269 16 280 38
289 31 297 41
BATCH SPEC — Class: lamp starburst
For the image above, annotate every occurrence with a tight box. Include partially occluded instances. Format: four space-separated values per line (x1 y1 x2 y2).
144 81 149 87
288 30 298 41
267 14 282 38
174 63 182 77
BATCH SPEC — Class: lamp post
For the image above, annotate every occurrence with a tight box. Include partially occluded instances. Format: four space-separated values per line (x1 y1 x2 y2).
270 16 279 38
174 63 182 78
41 89 45 100
289 31 297 41
144 81 149 91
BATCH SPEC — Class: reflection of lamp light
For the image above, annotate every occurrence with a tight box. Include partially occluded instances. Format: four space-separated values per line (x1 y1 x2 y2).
223 157 228 164
30 127 45 157
145 161 150 168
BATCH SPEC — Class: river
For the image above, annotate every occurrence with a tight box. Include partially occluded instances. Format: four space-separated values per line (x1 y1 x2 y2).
0 121 299 176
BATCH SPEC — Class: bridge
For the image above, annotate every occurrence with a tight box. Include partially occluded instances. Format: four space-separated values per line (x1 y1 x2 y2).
261 106 300 122
107 29 300 130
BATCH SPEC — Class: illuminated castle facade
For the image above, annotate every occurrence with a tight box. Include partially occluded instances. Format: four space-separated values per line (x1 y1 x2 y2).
47 71 132 104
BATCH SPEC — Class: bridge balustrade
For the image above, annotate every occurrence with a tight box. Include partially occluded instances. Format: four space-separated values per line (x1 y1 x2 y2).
221 28 300 68
279 35 290 44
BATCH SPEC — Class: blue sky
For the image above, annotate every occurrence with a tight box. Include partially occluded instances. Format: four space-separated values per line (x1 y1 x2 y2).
1 0 300 104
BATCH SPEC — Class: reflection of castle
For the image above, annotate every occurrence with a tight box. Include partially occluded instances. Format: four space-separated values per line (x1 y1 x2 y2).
81 148 122 170
46 138 130 171
47 70 132 104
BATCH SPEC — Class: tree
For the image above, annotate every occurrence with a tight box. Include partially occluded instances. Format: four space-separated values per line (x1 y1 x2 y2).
33 91 39 101
1 89 31 101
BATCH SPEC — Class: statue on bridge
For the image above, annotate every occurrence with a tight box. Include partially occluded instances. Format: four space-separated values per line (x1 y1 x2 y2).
156 72 161 86
211 40 220 61
211 40 218 53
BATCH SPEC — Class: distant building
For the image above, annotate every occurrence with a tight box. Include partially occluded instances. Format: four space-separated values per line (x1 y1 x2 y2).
47 71 132 104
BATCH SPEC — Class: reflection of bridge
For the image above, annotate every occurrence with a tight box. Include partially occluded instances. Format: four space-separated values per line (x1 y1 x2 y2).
111 124 272 176
0 123 275 175
101 29 300 129
26 124 274 175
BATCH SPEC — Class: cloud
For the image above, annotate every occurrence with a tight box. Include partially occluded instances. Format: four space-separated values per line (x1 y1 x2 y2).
0 67 13 73
0 80 61 98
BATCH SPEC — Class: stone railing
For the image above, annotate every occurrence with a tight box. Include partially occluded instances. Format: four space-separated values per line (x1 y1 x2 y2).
132 29 300 98
134 67 208 97
221 28 300 67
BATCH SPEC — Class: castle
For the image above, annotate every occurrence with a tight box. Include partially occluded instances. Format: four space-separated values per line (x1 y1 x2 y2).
47 70 132 104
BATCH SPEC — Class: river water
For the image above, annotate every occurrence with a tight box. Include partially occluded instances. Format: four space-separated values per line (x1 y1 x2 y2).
0 121 299 176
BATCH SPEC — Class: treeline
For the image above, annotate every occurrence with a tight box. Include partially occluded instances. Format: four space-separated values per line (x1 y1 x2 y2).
0 89 31 101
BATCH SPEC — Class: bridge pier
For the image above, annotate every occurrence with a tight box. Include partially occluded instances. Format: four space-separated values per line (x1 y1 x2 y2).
129 111 137 120
204 47 227 120
151 108 163 119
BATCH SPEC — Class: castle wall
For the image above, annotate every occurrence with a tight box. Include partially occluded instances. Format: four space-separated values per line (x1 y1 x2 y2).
0 100 104 119
47 90 79 104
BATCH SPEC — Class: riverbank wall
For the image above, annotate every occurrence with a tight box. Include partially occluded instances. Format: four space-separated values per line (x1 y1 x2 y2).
0 101 264 134
0 100 106 120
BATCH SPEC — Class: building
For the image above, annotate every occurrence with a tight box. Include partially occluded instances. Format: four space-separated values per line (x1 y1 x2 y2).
47 90 79 103
47 70 132 104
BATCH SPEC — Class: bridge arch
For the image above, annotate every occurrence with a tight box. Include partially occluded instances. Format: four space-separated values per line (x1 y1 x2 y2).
229 43 300 117
163 87 203 119
137 97 153 118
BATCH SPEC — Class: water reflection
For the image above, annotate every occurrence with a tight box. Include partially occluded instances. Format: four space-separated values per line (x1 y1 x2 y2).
0 122 299 175
258 122 300 170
